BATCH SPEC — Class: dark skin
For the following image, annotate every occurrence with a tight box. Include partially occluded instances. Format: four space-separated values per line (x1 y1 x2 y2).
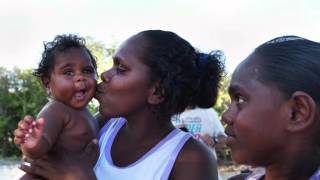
223 54 320 180
15 102 98 158
14 48 98 179
19 35 218 180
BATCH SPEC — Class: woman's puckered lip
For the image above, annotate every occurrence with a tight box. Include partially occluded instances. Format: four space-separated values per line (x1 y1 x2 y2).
94 86 103 99
96 84 105 94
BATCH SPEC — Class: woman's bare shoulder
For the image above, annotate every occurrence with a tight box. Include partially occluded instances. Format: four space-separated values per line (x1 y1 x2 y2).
178 137 216 164
170 137 218 180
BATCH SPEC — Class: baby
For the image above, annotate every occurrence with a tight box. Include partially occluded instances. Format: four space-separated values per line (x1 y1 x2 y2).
13 34 99 179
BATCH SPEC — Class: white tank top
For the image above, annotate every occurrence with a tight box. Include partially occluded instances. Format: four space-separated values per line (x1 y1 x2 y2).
94 118 192 180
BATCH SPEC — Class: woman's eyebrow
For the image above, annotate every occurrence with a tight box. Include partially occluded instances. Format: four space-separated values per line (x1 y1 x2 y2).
228 84 240 95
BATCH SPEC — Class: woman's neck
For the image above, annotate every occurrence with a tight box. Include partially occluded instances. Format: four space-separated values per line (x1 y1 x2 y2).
123 111 175 143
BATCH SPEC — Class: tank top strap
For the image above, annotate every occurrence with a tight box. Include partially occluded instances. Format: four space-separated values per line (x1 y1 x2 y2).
160 132 192 180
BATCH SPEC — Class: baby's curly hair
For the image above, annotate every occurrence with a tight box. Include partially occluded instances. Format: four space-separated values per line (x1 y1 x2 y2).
33 34 97 79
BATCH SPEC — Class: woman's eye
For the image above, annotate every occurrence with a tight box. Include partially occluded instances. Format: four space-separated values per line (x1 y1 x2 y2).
236 95 246 106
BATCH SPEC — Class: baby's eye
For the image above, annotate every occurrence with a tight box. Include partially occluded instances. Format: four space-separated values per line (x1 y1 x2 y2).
83 68 94 74
63 70 74 76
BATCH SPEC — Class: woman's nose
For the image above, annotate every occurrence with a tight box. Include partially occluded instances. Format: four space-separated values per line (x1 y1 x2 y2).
222 106 234 125
101 70 113 83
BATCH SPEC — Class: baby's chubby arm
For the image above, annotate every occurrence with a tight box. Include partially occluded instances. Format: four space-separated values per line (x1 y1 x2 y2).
14 116 49 159
14 102 66 159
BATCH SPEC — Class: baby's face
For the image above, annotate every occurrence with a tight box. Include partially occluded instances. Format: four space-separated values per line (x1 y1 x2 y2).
46 48 97 109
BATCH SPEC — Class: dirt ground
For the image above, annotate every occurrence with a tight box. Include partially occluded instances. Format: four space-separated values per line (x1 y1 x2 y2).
0 158 244 180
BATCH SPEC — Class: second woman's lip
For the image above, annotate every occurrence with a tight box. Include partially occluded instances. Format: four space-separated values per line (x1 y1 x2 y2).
225 127 236 138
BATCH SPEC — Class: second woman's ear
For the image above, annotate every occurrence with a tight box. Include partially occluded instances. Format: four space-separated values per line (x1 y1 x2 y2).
148 81 165 105
286 91 317 132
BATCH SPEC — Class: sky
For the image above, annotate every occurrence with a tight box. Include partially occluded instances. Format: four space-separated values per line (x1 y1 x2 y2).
0 0 319 74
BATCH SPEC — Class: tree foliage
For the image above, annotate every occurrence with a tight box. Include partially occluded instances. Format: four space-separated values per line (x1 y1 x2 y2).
213 76 231 117
0 38 233 159
0 68 47 157
85 36 116 113
0 37 116 157
85 36 115 75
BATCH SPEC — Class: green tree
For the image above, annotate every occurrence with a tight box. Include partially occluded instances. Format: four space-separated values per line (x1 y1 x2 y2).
0 37 117 157
0 68 47 157
85 36 116 113
213 76 233 164
213 76 231 117
85 36 115 75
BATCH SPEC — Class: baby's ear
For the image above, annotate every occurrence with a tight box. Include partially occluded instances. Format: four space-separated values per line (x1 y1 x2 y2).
148 81 165 105
286 91 317 132
41 77 50 87
41 77 51 95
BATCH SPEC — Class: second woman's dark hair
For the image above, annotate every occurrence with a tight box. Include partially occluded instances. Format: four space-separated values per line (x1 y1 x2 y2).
253 36 320 157
254 36 320 104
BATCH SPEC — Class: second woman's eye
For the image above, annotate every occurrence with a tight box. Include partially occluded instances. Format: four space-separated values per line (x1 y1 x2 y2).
116 64 126 73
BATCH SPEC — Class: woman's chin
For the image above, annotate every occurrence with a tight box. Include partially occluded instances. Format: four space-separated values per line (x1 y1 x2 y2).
230 148 253 165
225 136 236 147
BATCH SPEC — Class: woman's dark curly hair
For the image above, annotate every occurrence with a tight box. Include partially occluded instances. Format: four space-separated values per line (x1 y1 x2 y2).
131 30 225 119
33 34 97 79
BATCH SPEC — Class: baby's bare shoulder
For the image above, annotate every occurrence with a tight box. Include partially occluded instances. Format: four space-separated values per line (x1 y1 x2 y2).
37 100 71 123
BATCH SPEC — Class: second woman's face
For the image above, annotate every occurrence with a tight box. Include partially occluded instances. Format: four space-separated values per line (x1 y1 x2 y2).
96 37 154 118
222 54 289 166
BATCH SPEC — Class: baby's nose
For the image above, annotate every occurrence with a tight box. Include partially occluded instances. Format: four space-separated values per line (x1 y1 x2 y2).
75 81 86 89
74 73 85 82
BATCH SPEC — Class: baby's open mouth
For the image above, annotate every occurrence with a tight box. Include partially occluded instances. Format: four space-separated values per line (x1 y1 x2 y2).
74 90 86 100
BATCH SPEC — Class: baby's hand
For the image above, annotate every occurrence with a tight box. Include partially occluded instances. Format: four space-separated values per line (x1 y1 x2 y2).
14 115 34 145
14 115 45 149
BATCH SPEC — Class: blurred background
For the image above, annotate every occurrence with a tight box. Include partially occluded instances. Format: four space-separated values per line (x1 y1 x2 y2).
0 0 319 179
